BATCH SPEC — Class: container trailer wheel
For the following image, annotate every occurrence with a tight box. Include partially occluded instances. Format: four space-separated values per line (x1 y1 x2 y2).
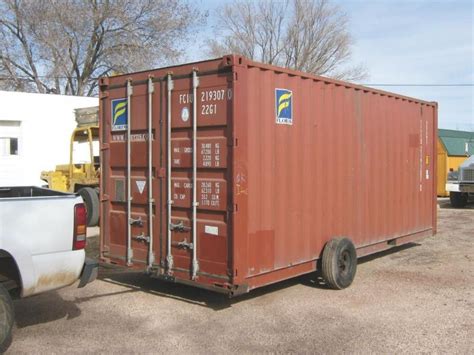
78 187 100 227
321 237 357 289
0 283 14 351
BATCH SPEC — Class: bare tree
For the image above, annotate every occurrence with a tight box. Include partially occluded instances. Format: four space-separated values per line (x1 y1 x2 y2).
208 1 286 65
0 0 205 96
208 0 367 81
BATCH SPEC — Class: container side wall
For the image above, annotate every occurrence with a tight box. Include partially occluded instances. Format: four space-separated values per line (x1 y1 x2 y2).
239 62 436 281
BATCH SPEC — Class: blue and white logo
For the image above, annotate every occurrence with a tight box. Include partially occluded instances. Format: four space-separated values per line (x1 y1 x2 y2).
111 98 127 131
275 88 293 125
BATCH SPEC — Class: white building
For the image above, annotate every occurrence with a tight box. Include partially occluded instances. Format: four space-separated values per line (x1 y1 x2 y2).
0 91 98 186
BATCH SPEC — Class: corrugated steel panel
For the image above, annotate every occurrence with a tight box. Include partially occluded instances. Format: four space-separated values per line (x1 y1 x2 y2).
99 55 437 294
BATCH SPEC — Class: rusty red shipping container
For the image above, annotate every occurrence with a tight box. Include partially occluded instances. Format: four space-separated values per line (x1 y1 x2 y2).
99 55 437 295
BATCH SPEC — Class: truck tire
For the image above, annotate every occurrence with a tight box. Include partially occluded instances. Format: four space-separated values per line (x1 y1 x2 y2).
449 192 468 208
321 237 357 290
78 187 99 227
0 284 14 351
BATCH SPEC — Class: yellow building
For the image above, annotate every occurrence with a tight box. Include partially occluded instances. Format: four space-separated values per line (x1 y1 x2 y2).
437 129 474 196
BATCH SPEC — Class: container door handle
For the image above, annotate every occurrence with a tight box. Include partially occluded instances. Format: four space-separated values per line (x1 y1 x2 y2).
147 76 155 269
126 79 133 265
166 74 175 274
191 69 200 280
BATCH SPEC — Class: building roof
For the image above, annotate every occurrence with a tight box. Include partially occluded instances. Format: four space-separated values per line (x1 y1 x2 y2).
438 129 474 156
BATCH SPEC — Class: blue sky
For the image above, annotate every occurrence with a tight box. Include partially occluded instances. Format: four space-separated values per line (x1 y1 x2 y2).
187 0 473 131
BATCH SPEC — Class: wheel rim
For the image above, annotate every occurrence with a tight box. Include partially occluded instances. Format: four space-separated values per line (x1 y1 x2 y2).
338 250 351 277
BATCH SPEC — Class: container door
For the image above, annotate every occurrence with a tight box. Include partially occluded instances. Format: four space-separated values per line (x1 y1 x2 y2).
102 78 160 268
101 68 233 284
165 71 232 281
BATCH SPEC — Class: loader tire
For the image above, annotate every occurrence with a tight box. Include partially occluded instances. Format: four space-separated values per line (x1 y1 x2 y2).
321 237 357 290
0 283 14 351
78 187 99 227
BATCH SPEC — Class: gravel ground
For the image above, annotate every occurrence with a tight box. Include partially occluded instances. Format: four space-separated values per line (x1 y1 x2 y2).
7 199 474 353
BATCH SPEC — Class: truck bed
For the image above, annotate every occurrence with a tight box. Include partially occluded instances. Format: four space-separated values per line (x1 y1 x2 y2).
0 186 87 296
0 186 71 199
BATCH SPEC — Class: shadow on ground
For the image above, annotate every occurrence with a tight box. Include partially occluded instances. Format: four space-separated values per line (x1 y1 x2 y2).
358 242 419 264
14 291 81 328
437 197 474 210
93 266 315 311
8 242 422 332
91 242 420 311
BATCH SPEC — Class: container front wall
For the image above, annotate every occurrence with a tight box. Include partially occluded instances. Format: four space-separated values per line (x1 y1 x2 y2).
100 58 235 289
232 60 437 288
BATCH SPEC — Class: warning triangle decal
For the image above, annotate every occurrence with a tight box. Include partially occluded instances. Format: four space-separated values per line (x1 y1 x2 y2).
136 180 146 194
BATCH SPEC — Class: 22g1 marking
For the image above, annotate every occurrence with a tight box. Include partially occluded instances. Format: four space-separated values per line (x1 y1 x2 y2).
202 104 217 115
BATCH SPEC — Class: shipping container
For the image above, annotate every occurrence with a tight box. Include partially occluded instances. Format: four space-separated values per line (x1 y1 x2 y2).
99 55 437 295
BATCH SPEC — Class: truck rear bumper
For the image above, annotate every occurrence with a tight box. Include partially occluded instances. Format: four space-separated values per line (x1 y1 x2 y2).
446 182 474 193
78 257 98 288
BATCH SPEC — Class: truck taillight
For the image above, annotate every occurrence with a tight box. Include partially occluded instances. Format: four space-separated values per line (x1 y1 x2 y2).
73 203 87 250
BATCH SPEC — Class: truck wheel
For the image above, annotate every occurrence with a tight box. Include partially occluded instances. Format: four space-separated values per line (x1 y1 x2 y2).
0 284 14 351
449 192 468 208
78 187 100 226
321 237 357 290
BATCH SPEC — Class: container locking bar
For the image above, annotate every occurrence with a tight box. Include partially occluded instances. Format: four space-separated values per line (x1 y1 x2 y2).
126 79 133 265
191 69 200 280
133 232 150 243
166 74 174 273
170 221 191 232
147 76 155 269
176 238 193 250
129 216 143 226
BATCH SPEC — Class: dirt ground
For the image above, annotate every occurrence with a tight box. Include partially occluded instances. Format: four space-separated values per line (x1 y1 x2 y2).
7 199 474 353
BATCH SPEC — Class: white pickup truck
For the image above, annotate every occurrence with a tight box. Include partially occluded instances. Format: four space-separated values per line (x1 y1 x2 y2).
0 186 98 349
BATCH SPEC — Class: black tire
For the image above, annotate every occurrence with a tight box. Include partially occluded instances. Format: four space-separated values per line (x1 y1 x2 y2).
0 284 14 351
449 192 468 208
78 187 99 227
321 237 357 290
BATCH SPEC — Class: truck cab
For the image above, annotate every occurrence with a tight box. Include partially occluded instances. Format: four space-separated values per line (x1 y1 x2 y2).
446 155 474 207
